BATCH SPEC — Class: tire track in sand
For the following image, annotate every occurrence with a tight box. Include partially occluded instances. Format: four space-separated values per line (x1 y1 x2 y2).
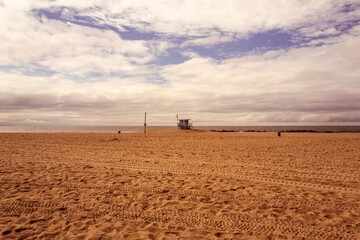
1 180 359 213
0 200 357 240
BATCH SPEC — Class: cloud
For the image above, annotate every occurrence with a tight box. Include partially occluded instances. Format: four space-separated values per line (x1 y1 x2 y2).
181 33 234 48
0 5 158 77
1 27 359 125
24 118 46 124
5 1 360 37
0 0 359 125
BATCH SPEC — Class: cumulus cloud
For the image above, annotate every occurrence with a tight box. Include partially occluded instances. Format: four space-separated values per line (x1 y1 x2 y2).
0 12 154 75
1 29 360 125
0 0 359 125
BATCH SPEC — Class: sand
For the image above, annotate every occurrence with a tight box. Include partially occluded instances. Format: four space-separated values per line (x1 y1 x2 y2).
0 130 359 239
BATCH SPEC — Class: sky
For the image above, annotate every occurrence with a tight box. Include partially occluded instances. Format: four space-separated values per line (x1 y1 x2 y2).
1 0 360 126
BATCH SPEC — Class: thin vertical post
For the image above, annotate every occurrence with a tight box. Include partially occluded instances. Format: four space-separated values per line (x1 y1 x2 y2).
144 112 147 134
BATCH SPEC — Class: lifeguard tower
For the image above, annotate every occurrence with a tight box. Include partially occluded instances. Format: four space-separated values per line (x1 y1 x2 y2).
177 118 192 130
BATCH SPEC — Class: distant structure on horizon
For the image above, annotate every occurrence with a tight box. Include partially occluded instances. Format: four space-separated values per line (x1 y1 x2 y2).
177 115 192 130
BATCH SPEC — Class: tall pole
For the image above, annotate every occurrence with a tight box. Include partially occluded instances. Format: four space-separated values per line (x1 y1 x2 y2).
144 112 147 134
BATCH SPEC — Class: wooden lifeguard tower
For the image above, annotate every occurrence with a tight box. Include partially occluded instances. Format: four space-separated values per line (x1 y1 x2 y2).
177 115 192 130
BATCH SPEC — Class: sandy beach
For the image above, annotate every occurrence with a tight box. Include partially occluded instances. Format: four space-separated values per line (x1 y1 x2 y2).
0 130 359 239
